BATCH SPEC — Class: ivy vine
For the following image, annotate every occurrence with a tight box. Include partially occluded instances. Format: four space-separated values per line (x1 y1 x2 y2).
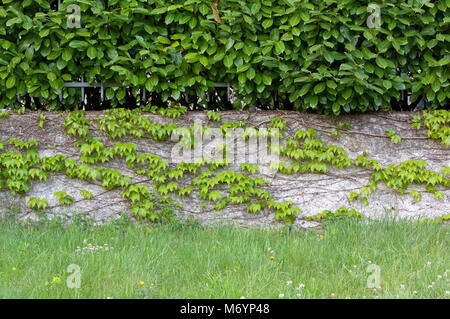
0 108 448 225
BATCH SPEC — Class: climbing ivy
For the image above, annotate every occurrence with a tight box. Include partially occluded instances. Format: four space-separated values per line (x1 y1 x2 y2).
81 189 93 200
0 110 11 118
0 108 449 225
27 197 48 210
385 129 402 144
143 103 188 119
207 110 222 122
54 191 75 206
416 213 450 225
63 110 90 138
412 109 450 147
38 113 46 129
305 207 364 221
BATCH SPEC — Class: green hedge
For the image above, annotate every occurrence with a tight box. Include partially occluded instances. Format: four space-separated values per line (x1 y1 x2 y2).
0 0 449 113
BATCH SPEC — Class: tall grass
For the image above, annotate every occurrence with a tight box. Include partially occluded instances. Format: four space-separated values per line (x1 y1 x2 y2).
0 210 448 299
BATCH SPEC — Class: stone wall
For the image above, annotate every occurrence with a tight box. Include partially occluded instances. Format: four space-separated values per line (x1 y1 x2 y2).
0 110 448 228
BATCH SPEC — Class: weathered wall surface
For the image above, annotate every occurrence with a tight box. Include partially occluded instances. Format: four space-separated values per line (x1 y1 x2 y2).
0 111 448 228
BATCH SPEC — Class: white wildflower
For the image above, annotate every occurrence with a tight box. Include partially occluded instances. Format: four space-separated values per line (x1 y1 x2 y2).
296 283 305 290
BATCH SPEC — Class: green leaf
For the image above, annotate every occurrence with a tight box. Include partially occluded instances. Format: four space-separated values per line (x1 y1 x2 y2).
262 19 273 29
342 88 352 100
223 55 233 68
262 75 272 85
246 68 256 80
274 41 285 54
382 80 392 90
106 88 115 100
62 49 72 62
87 47 97 59
323 51 334 63
314 82 326 94
236 64 250 73
199 56 209 67
431 79 441 93
327 80 337 90
299 84 311 97
6 76 16 89
69 40 88 49
157 36 171 45
184 52 199 63
289 15 301 27
146 74 159 91
310 95 318 108
376 56 388 69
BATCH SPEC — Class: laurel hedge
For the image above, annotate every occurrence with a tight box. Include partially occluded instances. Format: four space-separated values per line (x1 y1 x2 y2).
0 0 449 113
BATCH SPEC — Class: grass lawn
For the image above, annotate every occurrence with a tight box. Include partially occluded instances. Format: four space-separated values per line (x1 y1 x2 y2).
0 210 448 299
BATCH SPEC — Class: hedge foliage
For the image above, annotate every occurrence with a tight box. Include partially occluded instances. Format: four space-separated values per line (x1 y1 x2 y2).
0 0 449 113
